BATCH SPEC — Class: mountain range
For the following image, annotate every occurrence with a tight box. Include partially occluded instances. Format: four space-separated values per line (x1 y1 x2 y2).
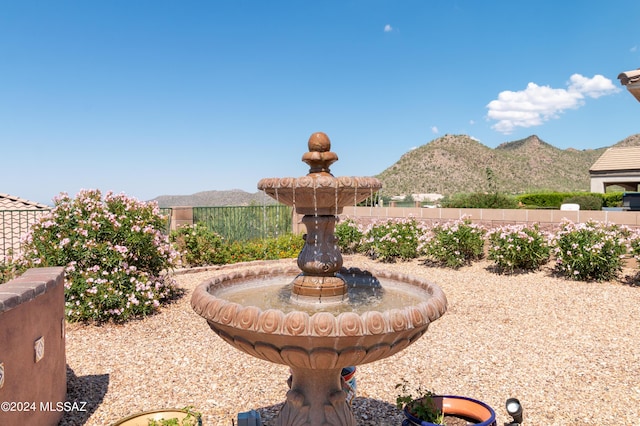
376 133 640 197
150 189 278 208
151 133 640 206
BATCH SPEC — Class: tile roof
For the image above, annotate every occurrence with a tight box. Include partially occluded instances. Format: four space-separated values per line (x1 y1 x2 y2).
618 69 640 86
590 147 640 172
0 193 49 210
618 68 640 103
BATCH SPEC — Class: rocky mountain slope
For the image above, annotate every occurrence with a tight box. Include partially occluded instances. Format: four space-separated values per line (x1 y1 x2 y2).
376 134 640 197
150 189 276 208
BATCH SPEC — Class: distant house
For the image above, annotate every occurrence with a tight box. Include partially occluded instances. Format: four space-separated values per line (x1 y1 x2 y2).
589 147 640 193
0 193 49 260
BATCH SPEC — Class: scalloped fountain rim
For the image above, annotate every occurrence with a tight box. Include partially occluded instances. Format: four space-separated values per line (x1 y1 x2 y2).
257 175 382 215
191 260 448 338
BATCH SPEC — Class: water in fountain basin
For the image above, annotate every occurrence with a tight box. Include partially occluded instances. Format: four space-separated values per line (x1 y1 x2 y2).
212 273 431 315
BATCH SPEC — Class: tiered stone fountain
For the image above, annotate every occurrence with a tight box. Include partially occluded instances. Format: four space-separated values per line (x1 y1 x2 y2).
191 132 448 426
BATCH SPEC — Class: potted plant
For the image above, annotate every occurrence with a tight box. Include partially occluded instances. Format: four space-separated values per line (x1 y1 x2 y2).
111 406 202 426
396 380 496 426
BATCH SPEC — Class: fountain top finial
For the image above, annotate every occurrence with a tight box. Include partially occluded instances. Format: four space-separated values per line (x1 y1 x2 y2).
303 132 338 175
257 131 383 215
308 132 331 152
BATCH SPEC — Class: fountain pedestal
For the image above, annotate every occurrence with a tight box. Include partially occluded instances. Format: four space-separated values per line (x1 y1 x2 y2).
279 368 355 426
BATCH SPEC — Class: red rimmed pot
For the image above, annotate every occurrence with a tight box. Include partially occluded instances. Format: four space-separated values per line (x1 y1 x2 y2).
402 395 497 426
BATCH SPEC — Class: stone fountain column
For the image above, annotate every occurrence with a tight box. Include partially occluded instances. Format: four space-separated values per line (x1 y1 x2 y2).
291 132 347 303
279 367 355 426
292 214 346 302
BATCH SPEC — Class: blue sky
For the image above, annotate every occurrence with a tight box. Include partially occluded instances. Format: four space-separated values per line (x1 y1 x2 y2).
2 1 639 205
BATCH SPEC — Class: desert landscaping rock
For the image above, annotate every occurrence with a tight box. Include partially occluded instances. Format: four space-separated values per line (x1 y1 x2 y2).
60 255 640 426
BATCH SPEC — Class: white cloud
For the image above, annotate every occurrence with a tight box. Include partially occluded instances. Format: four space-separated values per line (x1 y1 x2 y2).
384 24 393 32
486 74 619 134
431 126 439 134
567 74 618 99
631 45 638 52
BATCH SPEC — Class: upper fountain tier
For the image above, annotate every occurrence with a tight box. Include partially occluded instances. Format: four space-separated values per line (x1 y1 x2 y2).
257 132 382 215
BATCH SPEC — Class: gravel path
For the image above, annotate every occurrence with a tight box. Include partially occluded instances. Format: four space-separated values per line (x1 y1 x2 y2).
60 255 640 426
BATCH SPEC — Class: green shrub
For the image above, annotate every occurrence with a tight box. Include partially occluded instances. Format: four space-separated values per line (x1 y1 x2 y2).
516 191 611 209
626 230 640 269
550 219 627 281
562 195 603 211
602 192 623 208
0 257 26 285
487 224 551 272
261 233 305 259
423 218 486 268
335 218 364 254
516 192 568 208
170 224 228 267
222 233 304 264
362 218 427 262
16 189 180 323
440 192 518 209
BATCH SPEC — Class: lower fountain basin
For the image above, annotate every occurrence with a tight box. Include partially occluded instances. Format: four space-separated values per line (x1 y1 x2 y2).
191 260 447 369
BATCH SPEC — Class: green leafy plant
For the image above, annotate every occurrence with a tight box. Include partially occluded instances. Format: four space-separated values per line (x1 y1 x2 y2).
243 233 305 260
223 233 304 263
562 194 603 211
361 218 428 262
487 224 551 272
602 191 623 208
170 223 229 267
147 406 202 426
15 189 181 323
550 219 628 281
424 217 486 268
624 229 640 274
440 192 518 209
515 191 611 209
395 379 444 425
0 254 27 285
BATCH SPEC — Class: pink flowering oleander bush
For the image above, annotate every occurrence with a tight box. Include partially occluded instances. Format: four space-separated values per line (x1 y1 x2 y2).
1 252 27 285
626 228 640 269
550 219 628 281
335 218 364 254
16 189 181 323
361 218 428 262
487 224 551 273
424 217 486 268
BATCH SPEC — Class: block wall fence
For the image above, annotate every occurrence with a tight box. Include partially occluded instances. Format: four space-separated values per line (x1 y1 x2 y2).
168 205 640 235
306 206 640 234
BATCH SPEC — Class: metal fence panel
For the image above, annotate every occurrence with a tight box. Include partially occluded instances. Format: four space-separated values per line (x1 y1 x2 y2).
159 207 172 234
192 205 292 241
0 210 49 260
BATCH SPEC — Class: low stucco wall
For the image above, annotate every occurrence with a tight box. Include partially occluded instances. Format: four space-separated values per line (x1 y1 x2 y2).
338 206 640 229
0 267 66 426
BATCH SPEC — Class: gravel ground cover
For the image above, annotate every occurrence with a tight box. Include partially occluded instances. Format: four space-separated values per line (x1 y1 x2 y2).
60 255 640 426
